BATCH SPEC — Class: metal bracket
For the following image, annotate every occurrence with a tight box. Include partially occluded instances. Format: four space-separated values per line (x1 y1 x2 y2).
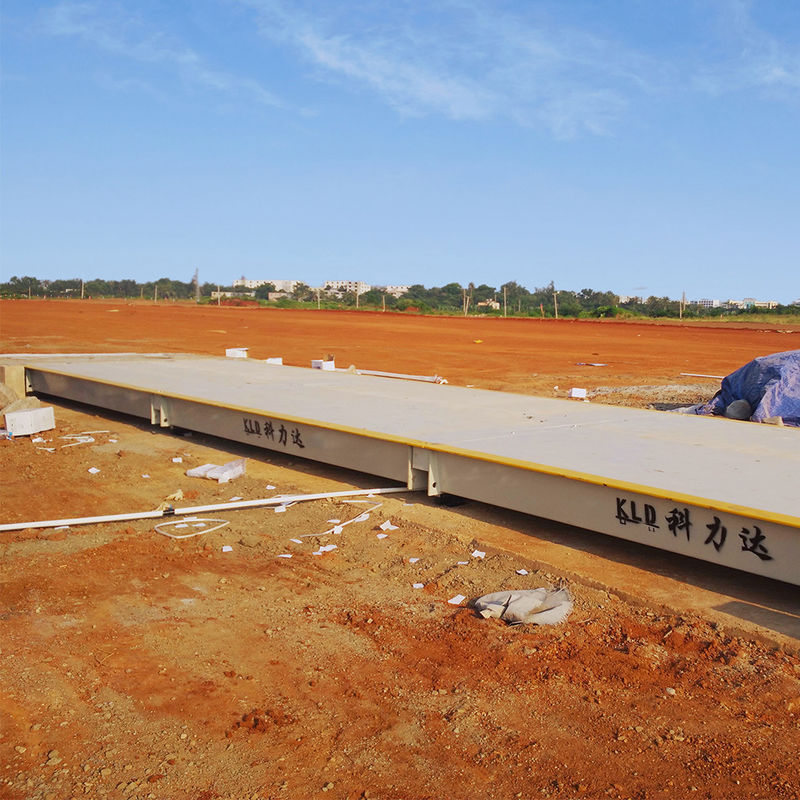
150 395 171 427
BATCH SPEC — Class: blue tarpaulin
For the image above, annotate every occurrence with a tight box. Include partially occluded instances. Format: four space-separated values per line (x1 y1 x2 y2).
696 349 800 426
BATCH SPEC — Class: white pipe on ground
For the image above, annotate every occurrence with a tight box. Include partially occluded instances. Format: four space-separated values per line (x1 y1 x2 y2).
0 486 409 532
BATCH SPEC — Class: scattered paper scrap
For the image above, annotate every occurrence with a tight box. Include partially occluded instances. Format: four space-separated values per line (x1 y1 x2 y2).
471 550 486 559
332 525 344 535
457 561 469 565
87 467 100 475
32 437 45 443
448 594 467 605
222 545 233 552
353 512 371 523
228 496 243 502
379 520 399 531
109 438 118 443
475 588 573 626
172 457 183 463
409 557 420 564
313 544 338 555
141 474 150 479
274 506 287 514
266 484 276 490
53 526 70 531
290 538 303 544
568 388 588 400
516 569 529 576
277 554 293 559
376 533 389 540
412 583 424 589
327 519 341 524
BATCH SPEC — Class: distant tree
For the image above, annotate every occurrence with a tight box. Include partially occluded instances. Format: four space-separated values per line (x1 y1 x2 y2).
254 282 277 300
291 282 314 302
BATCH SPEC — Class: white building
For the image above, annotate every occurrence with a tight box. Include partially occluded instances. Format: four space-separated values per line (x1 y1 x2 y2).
691 299 721 308
233 278 300 293
323 280 371 296
375 285 410 298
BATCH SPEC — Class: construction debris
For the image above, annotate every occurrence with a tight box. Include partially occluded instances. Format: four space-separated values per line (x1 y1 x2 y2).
186 458 246 483
4 405 55 436
474 588 573 626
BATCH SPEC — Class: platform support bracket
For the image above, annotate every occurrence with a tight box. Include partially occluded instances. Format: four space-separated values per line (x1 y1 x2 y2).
150 395 171 428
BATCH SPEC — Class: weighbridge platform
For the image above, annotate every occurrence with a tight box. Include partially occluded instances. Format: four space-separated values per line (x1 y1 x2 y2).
4 353 798 585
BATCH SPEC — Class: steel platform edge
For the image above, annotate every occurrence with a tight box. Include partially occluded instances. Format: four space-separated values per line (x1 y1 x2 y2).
3 352 798 586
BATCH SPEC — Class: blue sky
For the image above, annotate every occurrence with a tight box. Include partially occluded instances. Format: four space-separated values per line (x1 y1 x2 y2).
1 1 798 302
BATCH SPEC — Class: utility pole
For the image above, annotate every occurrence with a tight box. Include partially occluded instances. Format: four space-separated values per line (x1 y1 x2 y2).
154 284 158 303
382 294 386 312
80 280 85 300
553 287 559 319
316 288 321 310
503 285 507 317
193 268 200 303
680 291 685 320
355 284 360 310
217 285 221 306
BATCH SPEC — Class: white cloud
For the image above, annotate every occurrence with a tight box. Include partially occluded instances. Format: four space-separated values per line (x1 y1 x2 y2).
41 1 285 108
238 0 655 137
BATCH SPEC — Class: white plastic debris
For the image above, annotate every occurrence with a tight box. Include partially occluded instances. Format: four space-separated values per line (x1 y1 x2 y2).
186 458 246 484
87 467 100 475
266 484 276 490
474 588 573 626
290 538 303 544
327 519 341 524
172 457 183 463
376 533 388 540
265 357 283 365
457 561 469 566
409 557 420 564
568 388 588 400
226 347 248 358
516 569 529 576
222 545 233 552
448 594 467 606
274 506 287 514
276 553 292 559
141 474 150 479
154 518 229 539
379 520 399 531
412 583 424 589
471 549 486 559
313 544 338 555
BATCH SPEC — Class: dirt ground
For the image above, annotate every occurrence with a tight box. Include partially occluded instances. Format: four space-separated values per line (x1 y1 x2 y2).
1 301 799 800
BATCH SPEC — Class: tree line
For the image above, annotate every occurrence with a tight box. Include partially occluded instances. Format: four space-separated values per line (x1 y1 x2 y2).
1 274 795 318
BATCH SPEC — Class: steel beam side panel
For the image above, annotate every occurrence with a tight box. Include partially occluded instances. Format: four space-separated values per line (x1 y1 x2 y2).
27 370 152 419
164 397 410 483
433 451 798 585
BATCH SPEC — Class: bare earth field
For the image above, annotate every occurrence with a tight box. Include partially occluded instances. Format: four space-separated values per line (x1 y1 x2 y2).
1 301 799 800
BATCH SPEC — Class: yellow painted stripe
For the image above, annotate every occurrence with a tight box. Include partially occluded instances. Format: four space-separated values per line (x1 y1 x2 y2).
29 365 800 529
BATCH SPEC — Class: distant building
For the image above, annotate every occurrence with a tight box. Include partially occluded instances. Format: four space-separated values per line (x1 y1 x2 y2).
212 290 254 299
323 280 371 296
374 285 410 298
476 299 501 311
690 298 721 308
233 278 299 293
